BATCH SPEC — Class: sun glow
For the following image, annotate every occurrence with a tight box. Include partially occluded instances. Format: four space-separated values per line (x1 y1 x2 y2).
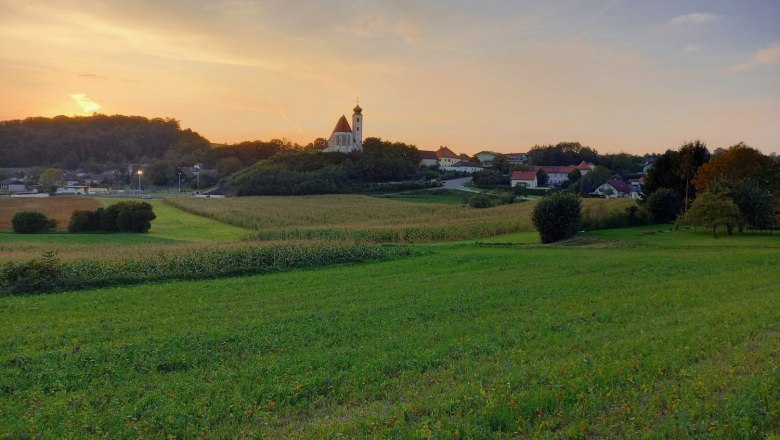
70 93 101 114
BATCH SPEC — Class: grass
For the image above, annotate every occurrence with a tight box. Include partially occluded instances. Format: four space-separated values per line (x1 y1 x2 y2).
1 228 777 437
373 188 470 205
0 198 250 262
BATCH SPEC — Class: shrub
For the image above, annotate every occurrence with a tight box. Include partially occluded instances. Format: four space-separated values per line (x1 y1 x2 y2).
644 188 681 223
100 204 122 232
468 194 494 209
12 211 56 233
71 202 156 233
116 202 156 233
0 250 62 293
532 192 582 243
68 208 104 232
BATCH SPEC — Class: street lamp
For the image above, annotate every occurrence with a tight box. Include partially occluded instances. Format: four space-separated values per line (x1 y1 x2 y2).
137 170 143 193
177 172 182 192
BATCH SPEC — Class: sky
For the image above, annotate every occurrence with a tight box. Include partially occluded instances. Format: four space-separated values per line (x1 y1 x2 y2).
1 0 779 156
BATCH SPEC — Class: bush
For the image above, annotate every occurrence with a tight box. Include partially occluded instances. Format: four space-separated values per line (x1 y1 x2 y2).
68 209 104 232
644 188 681 223
68 202 156 233
12 211 56 233
116 202 156 233
532 192 582 243
468 193 494 209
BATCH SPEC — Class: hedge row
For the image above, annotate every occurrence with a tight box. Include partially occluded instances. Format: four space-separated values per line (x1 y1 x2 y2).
0 244 415 295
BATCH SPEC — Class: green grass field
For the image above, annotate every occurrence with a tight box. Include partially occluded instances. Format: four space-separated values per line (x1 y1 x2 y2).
1 228 778 437
0 198 251 261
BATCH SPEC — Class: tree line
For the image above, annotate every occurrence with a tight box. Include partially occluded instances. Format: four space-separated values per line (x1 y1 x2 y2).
641 141 779 235
231 138 421 195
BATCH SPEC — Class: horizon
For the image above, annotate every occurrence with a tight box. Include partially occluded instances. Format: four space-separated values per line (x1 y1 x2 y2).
1 1 779 156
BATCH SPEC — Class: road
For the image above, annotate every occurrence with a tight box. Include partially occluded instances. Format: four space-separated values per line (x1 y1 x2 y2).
441 177 480 193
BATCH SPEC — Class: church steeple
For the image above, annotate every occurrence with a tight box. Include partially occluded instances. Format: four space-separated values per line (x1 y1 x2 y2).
352 99 363 149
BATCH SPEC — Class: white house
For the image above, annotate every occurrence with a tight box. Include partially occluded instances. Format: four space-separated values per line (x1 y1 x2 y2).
506 153 529 165
475 151 497 165
528 165 577 187
418 150 439 167
510 170 537 188
323 103 363 153
593 179 637 198
0 178 26 193
436 146 460 167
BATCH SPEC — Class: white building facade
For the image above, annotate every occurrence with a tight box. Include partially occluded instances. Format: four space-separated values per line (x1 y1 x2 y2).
323 104 363 153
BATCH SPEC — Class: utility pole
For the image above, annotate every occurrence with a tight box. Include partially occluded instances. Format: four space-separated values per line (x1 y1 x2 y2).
177 172 182 192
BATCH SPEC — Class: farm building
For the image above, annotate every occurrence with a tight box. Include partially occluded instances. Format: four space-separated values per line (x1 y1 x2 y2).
593 179 637 198
510 170 537 188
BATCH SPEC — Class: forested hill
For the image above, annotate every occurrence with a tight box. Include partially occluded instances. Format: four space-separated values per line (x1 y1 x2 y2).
0 114 212 168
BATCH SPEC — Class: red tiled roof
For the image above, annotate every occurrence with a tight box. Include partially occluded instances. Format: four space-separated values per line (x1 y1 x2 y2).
511 170 537 181
436 146 459 159
577 161 591 170
605 179 633 193
332 115 352 133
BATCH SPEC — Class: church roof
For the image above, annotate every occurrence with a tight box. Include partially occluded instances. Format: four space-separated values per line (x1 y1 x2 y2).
353 104 362 114
332 115 352 133
436 146 459 159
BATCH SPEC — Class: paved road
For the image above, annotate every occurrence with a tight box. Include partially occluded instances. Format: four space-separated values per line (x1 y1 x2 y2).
441 177 479 193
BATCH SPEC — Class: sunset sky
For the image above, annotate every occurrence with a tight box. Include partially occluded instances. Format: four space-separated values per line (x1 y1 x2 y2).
1 0 779 155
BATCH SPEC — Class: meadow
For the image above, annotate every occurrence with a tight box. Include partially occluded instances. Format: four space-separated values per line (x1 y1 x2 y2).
0 225 778 437
0 198 250 262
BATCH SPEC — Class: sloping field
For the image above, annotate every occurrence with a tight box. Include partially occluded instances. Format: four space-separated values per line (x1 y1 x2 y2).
167 195 538 242
0 198 250 262
1 228 778 437
0 197 98 230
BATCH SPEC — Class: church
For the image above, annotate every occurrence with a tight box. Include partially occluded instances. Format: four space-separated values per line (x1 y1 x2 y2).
322 103 363 153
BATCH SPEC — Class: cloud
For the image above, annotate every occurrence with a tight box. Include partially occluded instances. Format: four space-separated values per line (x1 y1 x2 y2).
70 93 101 113
668 13 721 25
732 42 780 71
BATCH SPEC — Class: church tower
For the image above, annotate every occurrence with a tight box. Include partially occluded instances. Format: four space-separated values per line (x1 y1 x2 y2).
352 102 363 150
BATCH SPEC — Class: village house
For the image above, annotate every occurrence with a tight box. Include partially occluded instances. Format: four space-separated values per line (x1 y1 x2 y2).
0 178 26 193
510 170 537 188
528 165 578 187
506 153 529 165
418 150 439 167
436 146 460 167
593 179 638 198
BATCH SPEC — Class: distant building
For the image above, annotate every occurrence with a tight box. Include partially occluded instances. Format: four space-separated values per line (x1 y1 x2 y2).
436 146 460 167
510 170 537 188
0 178 26 193
506 153 528 165
440 161 483 173
323 103 363 153
593 179 637 198
528 165 578 187
418 150 439 167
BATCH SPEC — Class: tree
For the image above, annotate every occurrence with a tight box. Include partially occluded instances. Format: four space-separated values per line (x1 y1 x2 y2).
532 192 582 243
38 168 63 194
644 188 681 223
680 191 741 237
693 142 773 192
145 160 176 186
12 211 56 233
217 157 243 177
642 142 709 204
567 168 581 183
491 154 510 174
730 179 776 232
536 168 549 187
